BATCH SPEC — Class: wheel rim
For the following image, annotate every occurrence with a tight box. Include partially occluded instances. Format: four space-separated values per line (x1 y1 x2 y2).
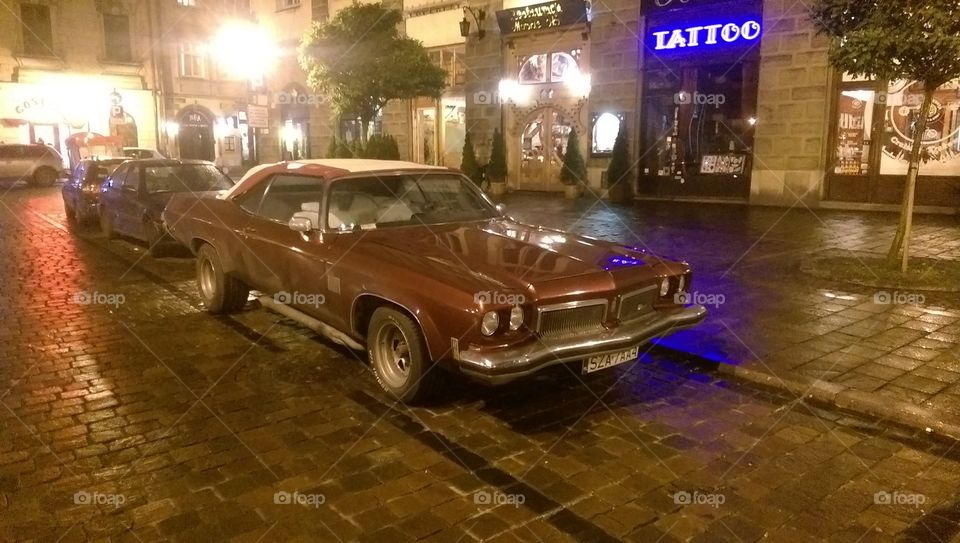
374 323 412 389
38 170 54 185
199 257 216 301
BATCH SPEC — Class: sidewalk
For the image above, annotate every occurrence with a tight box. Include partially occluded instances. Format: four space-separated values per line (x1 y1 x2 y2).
502 192 960 438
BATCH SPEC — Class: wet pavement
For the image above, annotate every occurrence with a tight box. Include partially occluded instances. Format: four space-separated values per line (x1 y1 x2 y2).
0 185 959 541
502 193 960 421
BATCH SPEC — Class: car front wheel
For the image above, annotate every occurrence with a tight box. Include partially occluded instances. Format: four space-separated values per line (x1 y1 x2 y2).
196 243 249 313
368 307 443 403
31 167 58 187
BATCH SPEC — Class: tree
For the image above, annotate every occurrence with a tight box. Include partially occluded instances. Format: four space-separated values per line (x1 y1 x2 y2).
326 136 338 159
335 140 353 158
810 1 960 272
299 2 447 143
606 123 633 203
486 128 507 183
460 132 481 185
384 135 400 160
560 130 587 186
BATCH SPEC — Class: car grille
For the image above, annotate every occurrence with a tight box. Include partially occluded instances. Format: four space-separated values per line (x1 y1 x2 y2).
537 303 606 339
619 286 658 323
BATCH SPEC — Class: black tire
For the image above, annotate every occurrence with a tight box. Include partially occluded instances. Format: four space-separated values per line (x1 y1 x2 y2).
100 209 115 239
367 307 443 403
196 243 249 313
31 167 58 187
64 203 77 226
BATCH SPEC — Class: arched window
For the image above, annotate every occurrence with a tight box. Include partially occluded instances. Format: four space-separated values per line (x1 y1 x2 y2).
518 50 582 85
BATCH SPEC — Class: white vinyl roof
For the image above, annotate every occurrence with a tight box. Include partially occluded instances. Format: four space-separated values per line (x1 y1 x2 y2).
288 159 449 172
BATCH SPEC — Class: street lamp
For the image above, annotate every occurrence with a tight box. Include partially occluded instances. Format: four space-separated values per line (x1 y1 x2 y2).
211 21 278 81
460 7 486 39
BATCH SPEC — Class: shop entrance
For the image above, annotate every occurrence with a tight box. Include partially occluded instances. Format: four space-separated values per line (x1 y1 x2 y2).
518 108 572 191
178 108 215 161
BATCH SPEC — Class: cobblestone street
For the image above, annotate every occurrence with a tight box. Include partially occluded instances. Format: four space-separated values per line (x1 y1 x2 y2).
1 186 959 542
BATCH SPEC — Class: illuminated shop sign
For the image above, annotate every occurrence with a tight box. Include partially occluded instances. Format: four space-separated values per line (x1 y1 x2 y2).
496 0 588 35
651 20 761 50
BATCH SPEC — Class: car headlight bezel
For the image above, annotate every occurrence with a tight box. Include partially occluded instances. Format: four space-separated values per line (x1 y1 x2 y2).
481 310 500 336
659 277 670 297
509 306 524 331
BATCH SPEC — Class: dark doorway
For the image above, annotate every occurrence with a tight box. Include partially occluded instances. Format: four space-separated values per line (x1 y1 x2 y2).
178 108 215 161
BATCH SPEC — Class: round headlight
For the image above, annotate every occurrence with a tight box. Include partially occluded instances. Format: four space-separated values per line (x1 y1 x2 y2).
659 277 670 297
509 306 524 330
481 311 500 336
678 275 686 292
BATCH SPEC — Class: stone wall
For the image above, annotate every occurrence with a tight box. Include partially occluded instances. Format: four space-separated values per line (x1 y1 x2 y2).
463 0 505 165
750 0 831 206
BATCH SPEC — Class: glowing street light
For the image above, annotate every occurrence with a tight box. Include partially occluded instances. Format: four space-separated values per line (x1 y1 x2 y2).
211 21 279 81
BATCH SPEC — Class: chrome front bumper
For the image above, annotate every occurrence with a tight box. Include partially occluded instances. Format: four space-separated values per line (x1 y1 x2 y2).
457 305 707 385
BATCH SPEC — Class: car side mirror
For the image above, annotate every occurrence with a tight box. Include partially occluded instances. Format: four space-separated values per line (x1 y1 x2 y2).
289 216 313 233
495 203 507 215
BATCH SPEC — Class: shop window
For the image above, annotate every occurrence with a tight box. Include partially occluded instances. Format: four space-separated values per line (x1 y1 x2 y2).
339 115 382 144
179 43 207 78
591 112 623 156
177 0 196 6
103 14 132 62
277 0 301 9
519 50 582 85
20 4 53 56
833 90 875 176
879 79 960 177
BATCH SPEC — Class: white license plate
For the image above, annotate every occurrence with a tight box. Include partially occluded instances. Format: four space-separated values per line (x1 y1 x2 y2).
583 345 640 374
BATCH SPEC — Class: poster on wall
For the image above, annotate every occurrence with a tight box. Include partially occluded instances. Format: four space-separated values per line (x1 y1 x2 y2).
881 80 960 176
835 93 869 175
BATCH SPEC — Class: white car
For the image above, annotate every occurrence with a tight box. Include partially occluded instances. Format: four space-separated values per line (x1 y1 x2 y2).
123 147 166 160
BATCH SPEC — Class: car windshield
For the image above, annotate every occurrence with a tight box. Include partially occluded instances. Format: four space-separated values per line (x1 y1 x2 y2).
327 174 496 230
144 164 234 193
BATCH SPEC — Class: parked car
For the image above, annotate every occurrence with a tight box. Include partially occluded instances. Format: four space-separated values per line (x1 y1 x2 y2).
0 143 64 186
123 147 166 160
61 157 128 224
99 159 234 256
163 159 707 402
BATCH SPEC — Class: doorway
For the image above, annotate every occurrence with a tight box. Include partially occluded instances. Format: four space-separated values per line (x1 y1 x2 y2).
178 108 215 161
518 108 572 191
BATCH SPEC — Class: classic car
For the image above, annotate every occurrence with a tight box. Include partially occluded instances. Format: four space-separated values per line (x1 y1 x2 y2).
62 157 128 224
99 159 234 256
163 159 707 402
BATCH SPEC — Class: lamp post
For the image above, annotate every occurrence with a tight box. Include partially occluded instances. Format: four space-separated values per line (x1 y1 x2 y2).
460 6 487 39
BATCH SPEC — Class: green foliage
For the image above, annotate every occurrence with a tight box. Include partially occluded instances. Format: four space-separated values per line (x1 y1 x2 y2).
383 135 400 160
326 136 338 159
335 140 353 158
606 123 633 202
460 132 481 185
364 134 382 158
560 129 586 186
351 138 363 158
809 1 960 89
299 2 447 142
486 128 507 182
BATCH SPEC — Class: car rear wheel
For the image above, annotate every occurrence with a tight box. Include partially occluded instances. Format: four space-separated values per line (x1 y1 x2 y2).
31 167 58 187
196 243 249 313
100 210 115 239
368 307 443 403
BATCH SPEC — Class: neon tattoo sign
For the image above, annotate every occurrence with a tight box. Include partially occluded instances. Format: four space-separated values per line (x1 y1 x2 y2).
652 20 761 50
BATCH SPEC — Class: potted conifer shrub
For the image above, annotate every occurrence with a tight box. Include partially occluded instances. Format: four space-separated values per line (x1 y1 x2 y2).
560 129 587 199
486 128 507 196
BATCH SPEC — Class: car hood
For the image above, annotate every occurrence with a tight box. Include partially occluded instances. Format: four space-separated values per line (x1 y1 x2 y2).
344 218 679 297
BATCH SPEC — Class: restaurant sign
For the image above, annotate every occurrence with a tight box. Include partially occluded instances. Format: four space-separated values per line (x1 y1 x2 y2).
496 0 588 35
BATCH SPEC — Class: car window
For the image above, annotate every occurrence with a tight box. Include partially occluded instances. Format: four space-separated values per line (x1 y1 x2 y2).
143 164 234 193
86 162 121 186
104 165 126 189
121 166 140 192
72 163 87 187
235 179 270 215
326 174 495 230
0 146 25 159
255 174 325 224
25 146 46 158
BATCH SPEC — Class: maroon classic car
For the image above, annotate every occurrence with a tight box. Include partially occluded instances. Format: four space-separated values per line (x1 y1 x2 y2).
163 159 706 402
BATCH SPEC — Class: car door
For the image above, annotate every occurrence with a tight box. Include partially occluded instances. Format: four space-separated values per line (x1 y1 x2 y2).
0 146 25 181
99 164 126 224
64 162 84 209
116 164 147 237
237 174 334 321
